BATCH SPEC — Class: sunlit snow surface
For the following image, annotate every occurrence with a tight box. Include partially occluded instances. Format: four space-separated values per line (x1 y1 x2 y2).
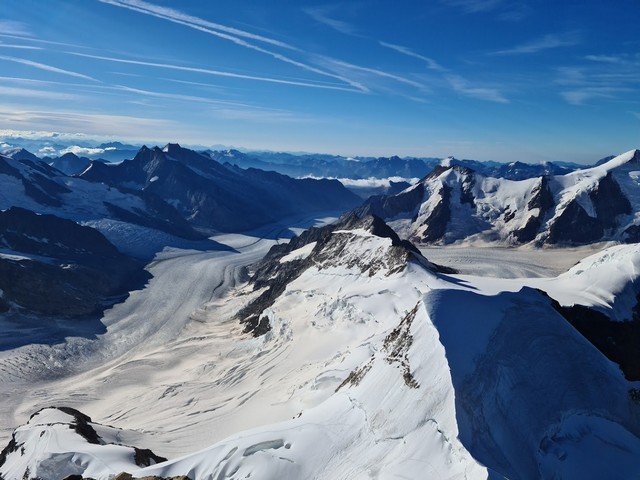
1 212 640 479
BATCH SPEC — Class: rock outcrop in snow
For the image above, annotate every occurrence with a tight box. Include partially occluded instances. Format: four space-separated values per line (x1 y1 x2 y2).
237 212 453 336
0 407 166 480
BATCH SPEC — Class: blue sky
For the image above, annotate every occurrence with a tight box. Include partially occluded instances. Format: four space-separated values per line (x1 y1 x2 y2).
0 0 638 163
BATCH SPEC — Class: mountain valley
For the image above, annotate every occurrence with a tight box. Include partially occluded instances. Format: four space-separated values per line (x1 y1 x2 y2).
0 145 639 479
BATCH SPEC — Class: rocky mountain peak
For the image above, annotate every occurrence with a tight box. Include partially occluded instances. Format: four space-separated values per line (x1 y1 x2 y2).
0 407 167 480
162 143 182 154
237 213 448 337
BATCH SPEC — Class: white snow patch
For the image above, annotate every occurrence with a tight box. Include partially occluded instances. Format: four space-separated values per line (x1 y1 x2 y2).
279 241 316 263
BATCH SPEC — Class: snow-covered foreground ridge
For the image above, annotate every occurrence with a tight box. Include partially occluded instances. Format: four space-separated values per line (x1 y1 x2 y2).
2 214 640 479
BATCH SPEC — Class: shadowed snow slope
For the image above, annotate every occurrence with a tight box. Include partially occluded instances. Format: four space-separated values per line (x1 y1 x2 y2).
428 287 640 480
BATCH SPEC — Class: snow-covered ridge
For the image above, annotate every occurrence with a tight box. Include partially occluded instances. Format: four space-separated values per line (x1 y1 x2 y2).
359 149 640 246
236 212 451 337
0 407 166 480
5 215 640 479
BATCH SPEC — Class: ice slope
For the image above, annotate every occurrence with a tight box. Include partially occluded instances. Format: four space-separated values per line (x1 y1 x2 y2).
428 287 640 480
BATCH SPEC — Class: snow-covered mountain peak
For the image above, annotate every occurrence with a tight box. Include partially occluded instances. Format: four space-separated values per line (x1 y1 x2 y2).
359 148 640 246
237 213 447 337
562 148 640 185
440 155 457 167
0 407 167 480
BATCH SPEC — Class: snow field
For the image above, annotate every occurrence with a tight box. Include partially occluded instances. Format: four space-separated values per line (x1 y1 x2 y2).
1 210 640 479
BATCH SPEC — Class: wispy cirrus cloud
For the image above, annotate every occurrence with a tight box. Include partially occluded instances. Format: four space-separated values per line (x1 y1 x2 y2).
585 53 640 67
379 41 446 72
99 0 291 49
113 84 302 122
0 44 42 51
99 0 367 93
0 33 89 50
0 85 80 101
439 0 529 20
0 21 31 37
446 75 509 103
556 53 640 105
67 51 363 92
380 41 508 103
0 55 97 82
440 0 504 13
321 57 427 90
303 6 358 35
490 31 581 55
561 88 629 106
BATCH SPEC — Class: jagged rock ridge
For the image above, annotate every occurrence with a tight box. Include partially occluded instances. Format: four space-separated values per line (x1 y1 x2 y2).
237 213 454 336
80 144 361 233
357 149 640 246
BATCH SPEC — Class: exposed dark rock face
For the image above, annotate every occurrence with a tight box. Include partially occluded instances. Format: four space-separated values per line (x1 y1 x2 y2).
356 183 424 219
512 177 554 243
622 225 640 243
0 156 21 178
421 185 451 242
527 176 554 212
52 407 101 445
550 297 640 381
456 166 476 207
589 172 632 229
6 148 40 163
47 152 92 176
384 303 420 388
134 448 168 467
546 172 631 244
0 207 150 317
546 201 603 244
0 434 18 472
0 207 119 261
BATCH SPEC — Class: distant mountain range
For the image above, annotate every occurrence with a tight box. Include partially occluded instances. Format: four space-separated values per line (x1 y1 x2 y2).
80 143 360 232
208 149 585 182
0 144 360 318
2 139 594 186
358 149 640 246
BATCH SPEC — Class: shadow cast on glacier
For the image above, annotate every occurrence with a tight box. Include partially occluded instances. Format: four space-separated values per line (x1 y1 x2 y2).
425 287 639 480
